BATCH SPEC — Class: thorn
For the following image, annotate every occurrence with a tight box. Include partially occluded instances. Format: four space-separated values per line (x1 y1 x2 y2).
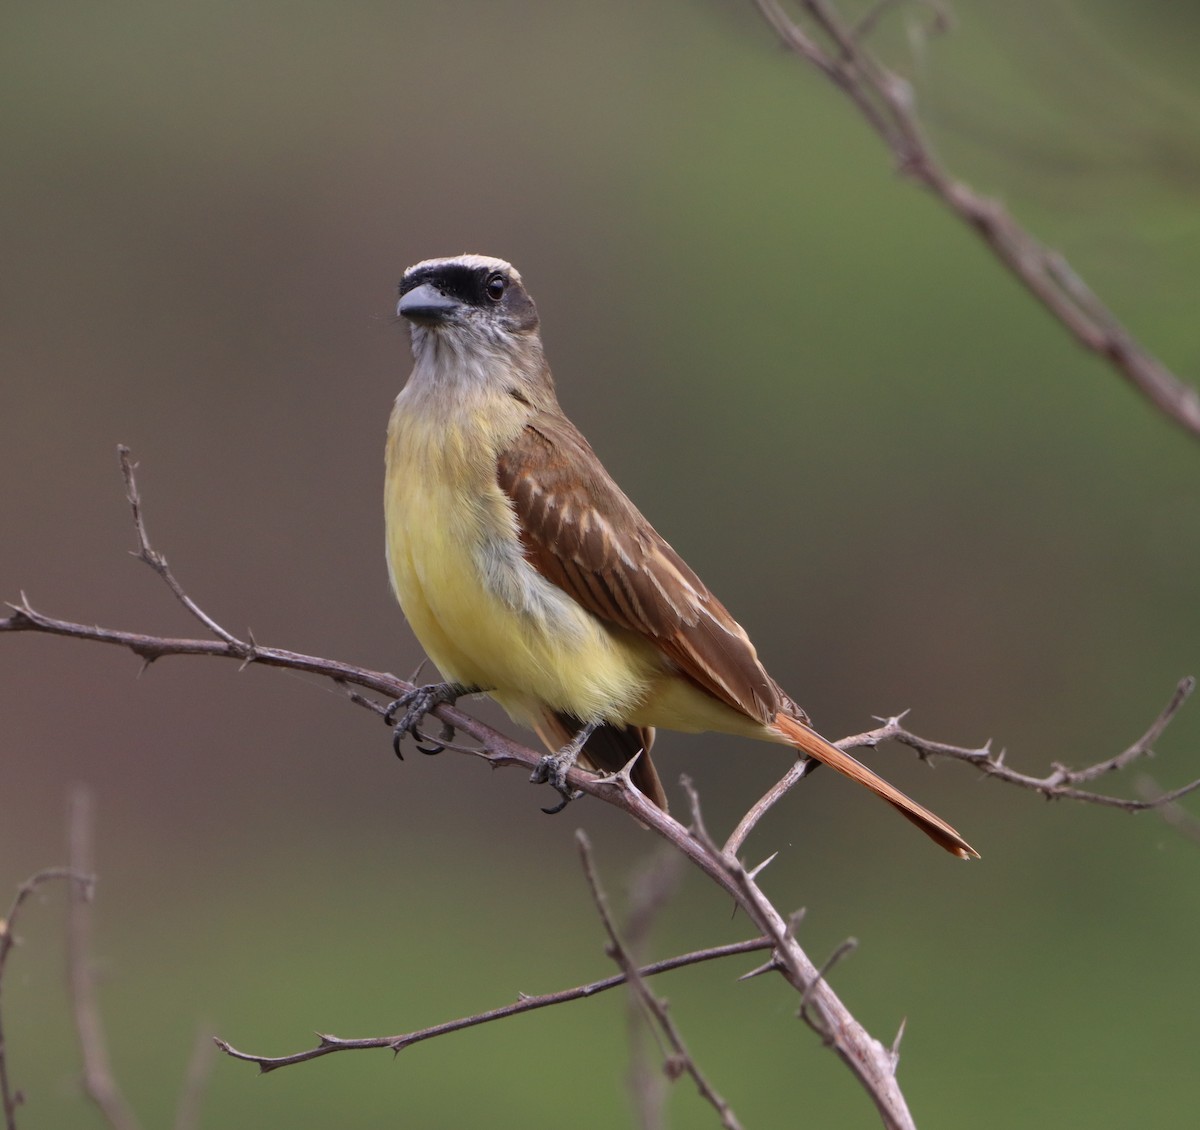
594 748 641 794
746 851 779 881
890 1016 907 1064
737 958 780 982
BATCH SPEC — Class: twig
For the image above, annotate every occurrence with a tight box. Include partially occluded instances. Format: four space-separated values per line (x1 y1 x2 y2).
798 937 860 1041
838 680 1200 811
1061 677 1194 784
577 832 743 1130
724 757 813 858
117 446 248 652
1136 775 1200 846
0 867 94 1130
725 678 1197 859
213 935 773 1072
172 1024 214 1130
66 788 142 1130
751 0 1200 440
623 849 686 1130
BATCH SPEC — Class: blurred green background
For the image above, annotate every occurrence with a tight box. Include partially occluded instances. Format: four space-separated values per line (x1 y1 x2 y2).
3 1 1199 1126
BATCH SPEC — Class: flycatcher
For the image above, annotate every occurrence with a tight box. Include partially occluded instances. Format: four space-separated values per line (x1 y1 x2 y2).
385 254 977 859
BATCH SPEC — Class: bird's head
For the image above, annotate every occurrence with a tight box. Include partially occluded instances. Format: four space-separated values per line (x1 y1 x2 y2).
398 254 539 353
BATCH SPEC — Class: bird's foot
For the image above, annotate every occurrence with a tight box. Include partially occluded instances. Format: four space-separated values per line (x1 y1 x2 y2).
386 681 479 758
531 719 601 814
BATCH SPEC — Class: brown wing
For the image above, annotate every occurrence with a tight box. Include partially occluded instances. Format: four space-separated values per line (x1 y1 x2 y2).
496 411 787 726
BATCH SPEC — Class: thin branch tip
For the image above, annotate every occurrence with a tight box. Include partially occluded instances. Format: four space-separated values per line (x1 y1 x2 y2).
751 0 1200 439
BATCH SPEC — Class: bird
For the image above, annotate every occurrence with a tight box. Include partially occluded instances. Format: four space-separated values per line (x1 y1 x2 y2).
383 253 977 860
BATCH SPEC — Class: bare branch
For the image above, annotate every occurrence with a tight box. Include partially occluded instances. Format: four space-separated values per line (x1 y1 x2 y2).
751 0 1200 440
213 935 773 1073
623 849 686 1130
117 446 248 651
1065 677 1195 785
798 937 860 1040
66 788 142 1130
0 867 94 1130
837 680 1199 812
1137 776 1200 846
577 831 743 1130
724 757 815 857
852 0 951 44
172 1024 214 1130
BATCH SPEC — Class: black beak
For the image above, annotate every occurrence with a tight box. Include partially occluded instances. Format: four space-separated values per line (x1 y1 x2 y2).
397 283 461 325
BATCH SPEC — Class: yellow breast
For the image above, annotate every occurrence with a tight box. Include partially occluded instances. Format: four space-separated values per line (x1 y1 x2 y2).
384 391 655 727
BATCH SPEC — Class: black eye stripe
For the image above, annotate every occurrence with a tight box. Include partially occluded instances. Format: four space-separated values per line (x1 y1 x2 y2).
399 264 513 307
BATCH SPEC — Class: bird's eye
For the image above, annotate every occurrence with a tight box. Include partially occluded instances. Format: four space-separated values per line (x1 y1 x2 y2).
485 273 507 302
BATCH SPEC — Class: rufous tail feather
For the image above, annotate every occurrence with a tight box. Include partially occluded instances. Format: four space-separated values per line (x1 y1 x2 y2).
771 713 979 860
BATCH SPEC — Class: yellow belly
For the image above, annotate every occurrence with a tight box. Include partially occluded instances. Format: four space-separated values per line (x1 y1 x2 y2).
385 403 657 728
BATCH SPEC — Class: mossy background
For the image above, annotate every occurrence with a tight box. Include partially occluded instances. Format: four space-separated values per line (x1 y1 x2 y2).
3 2 1199 1126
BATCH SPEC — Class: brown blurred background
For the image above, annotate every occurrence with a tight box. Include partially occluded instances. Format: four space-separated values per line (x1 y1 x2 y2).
3 1 1199 1126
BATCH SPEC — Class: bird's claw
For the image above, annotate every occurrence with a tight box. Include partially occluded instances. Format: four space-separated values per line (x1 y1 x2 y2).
386 682 475 759
531 753 584 814
413 720 455 756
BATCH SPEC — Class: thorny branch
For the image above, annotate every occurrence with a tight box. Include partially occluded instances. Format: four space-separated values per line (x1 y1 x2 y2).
67 788 143 1130
0 795 214 1130
622 848 686 1130
577 831 743 1130
215 935 773 1074
857 683 1200 809
1137 775 1200 846
0 867 94 1130
750 0 1200 440
4 452 1197 1129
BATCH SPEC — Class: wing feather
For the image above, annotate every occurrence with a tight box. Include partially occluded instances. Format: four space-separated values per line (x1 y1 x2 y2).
496 412 784 726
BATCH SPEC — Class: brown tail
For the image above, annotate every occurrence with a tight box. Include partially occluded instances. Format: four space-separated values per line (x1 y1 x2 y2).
770 713 978 860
